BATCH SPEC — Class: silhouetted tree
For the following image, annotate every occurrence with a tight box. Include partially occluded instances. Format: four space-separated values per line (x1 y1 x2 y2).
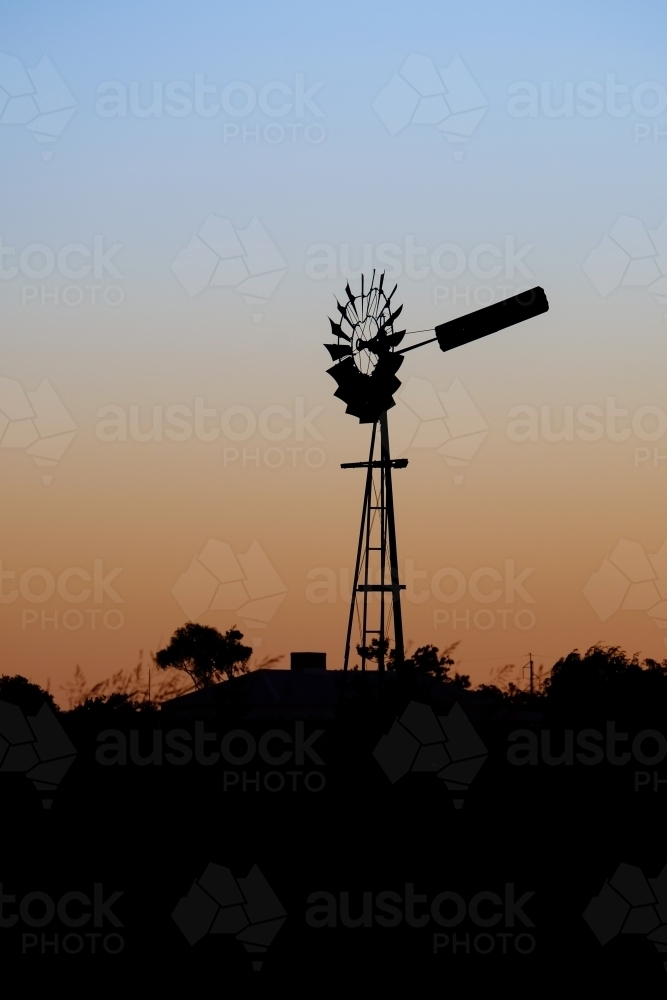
402 643 470 686
543 643 667 720
155 622 252 688
0 674 57 713
355 639 470 686
355 637 391 667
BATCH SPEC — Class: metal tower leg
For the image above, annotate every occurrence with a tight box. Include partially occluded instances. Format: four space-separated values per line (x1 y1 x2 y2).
342 414 406 671
381 411 404 668
343 422 377 672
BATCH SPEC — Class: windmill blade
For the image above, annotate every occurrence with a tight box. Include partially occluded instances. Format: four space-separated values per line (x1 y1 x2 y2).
375 303 404 336
345 283 358 315
329 318 351 341
326 349 404 424
327 356 361 394
382 304 404 330
435 286 548 353
324 343 353 361
374 351 404 379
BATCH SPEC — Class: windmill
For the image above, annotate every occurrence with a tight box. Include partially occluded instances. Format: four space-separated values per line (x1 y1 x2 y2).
324 274 549 672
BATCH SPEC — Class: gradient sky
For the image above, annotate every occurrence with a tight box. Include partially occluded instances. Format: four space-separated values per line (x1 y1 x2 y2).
2 0 667 701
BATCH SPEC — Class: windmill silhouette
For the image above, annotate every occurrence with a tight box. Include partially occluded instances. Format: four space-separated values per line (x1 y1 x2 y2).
324 275 548 671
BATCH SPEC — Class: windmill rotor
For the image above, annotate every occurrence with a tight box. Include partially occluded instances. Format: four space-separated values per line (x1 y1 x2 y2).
324 273 406 424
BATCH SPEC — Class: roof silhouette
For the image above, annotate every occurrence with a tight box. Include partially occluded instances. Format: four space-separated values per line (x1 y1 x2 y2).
161 668 545 723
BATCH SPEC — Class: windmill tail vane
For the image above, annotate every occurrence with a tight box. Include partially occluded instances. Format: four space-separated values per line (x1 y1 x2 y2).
323 274 549 672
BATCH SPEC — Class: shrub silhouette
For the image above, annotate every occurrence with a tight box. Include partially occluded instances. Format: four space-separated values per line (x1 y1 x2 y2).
60 655 191 711
0 674 58 714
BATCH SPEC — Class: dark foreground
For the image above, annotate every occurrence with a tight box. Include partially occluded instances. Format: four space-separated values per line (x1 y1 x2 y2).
2 652 667 994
